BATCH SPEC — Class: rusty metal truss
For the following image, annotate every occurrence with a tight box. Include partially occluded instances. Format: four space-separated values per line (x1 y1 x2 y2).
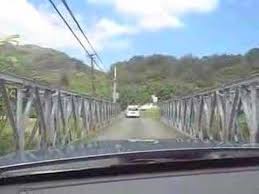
0 73 120 153
160 75 259 144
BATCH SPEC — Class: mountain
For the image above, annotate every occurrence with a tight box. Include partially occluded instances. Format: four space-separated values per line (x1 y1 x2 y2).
111 49 259 107
1 43 259 107
0 44 111 97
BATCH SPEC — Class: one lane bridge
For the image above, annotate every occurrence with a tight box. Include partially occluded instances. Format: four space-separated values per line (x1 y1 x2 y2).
1 73 259 159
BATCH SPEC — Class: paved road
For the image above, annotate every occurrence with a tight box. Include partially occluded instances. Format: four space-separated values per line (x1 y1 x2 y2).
97 117 185 140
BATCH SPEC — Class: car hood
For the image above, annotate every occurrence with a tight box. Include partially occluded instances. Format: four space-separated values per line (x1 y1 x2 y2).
0 139 257 168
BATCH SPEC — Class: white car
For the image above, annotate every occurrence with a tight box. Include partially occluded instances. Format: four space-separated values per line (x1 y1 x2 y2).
125 105 140 118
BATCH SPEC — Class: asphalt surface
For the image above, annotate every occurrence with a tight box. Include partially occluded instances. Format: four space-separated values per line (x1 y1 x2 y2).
97 117 185 140
0 117 189 168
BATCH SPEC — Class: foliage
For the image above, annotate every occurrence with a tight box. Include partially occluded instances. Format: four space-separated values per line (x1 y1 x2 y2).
0 43 111 98
60 73 70 87
141 108 160 120
1 40 259 107
111 49 259 106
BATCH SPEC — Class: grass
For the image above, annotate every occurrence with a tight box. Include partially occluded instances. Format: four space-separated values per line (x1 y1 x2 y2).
0 118 39 156
141 107 160 120
0 116 109 157
0 124 14 156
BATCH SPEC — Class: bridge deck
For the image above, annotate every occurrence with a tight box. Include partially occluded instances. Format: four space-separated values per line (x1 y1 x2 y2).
97 117 186 140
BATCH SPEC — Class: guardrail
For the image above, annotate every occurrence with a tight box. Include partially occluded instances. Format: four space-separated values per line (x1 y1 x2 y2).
0 72 120 154
159 75 259 144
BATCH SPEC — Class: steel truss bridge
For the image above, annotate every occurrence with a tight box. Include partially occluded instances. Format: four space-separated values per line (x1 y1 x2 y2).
0 73 120 154
1 72 259 159
160 75 259 144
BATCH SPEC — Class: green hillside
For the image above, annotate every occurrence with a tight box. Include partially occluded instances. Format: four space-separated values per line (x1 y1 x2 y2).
1 42 259 107
0 43 112 97
111 49 259 107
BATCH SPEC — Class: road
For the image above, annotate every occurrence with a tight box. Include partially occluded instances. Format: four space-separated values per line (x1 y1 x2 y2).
97 117 185 140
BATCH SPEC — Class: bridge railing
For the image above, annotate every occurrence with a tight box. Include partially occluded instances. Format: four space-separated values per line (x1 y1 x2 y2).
159 75 259 144
0 72 120 155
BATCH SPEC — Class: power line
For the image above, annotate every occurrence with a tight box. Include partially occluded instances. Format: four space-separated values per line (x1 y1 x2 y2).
48 0 104 96
48 0 113 97
48 0 105 72
90 54 104 72
60 0 104 67
48 0 92 57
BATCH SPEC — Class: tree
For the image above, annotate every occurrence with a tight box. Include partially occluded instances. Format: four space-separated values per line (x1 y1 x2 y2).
60 73 70 87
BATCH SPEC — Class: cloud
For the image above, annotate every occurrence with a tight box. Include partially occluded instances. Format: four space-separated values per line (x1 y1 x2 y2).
0 0 219 65
0 0 132 57
88 0 219 30
89 18 135 49
0 0 76 49
138 14 183 30
95 18 135 37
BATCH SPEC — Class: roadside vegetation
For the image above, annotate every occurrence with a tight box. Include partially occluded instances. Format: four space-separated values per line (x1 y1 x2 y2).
141 108 160 120
111 50 259 107
0 41 111 98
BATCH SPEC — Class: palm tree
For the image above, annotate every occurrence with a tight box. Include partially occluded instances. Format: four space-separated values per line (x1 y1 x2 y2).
0 35 20 46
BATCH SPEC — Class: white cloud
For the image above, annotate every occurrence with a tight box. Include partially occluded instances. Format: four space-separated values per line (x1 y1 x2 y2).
88 0 219 30
95 18 135 37
0 0 219 65
0 0 132 57
138 14 183 30
90 18 135 49
0 0 75 49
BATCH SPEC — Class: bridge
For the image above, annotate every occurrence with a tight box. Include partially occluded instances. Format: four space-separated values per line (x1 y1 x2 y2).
160 75 259 144
0 73 259 158
0 73 120 154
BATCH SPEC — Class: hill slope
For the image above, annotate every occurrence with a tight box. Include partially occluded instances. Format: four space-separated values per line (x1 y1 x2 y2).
2 43 259 106
0 44 111 97
112 49 259 107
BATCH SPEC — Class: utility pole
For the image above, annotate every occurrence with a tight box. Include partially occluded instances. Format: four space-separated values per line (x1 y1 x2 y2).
90 54 96 96
112 65 117 103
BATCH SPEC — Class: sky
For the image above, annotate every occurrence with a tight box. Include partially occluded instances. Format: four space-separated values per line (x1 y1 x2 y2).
1 0 259 70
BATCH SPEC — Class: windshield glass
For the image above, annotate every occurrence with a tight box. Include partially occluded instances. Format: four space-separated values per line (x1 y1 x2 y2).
0 0 259 169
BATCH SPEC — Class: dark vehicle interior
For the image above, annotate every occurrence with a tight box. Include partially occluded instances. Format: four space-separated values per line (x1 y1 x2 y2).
1 141 259 193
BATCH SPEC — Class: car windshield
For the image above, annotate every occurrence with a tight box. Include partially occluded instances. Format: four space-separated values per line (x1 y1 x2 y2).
1 0 259 170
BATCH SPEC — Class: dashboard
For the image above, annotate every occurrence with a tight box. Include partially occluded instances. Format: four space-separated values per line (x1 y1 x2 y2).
1 143 259 194
1 166 259 194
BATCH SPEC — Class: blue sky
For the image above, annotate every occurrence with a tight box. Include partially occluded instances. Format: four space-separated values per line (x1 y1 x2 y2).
1 0 259 70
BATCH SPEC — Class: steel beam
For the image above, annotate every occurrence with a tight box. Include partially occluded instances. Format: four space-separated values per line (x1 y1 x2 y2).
0 73 120 154
160 75 259 144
